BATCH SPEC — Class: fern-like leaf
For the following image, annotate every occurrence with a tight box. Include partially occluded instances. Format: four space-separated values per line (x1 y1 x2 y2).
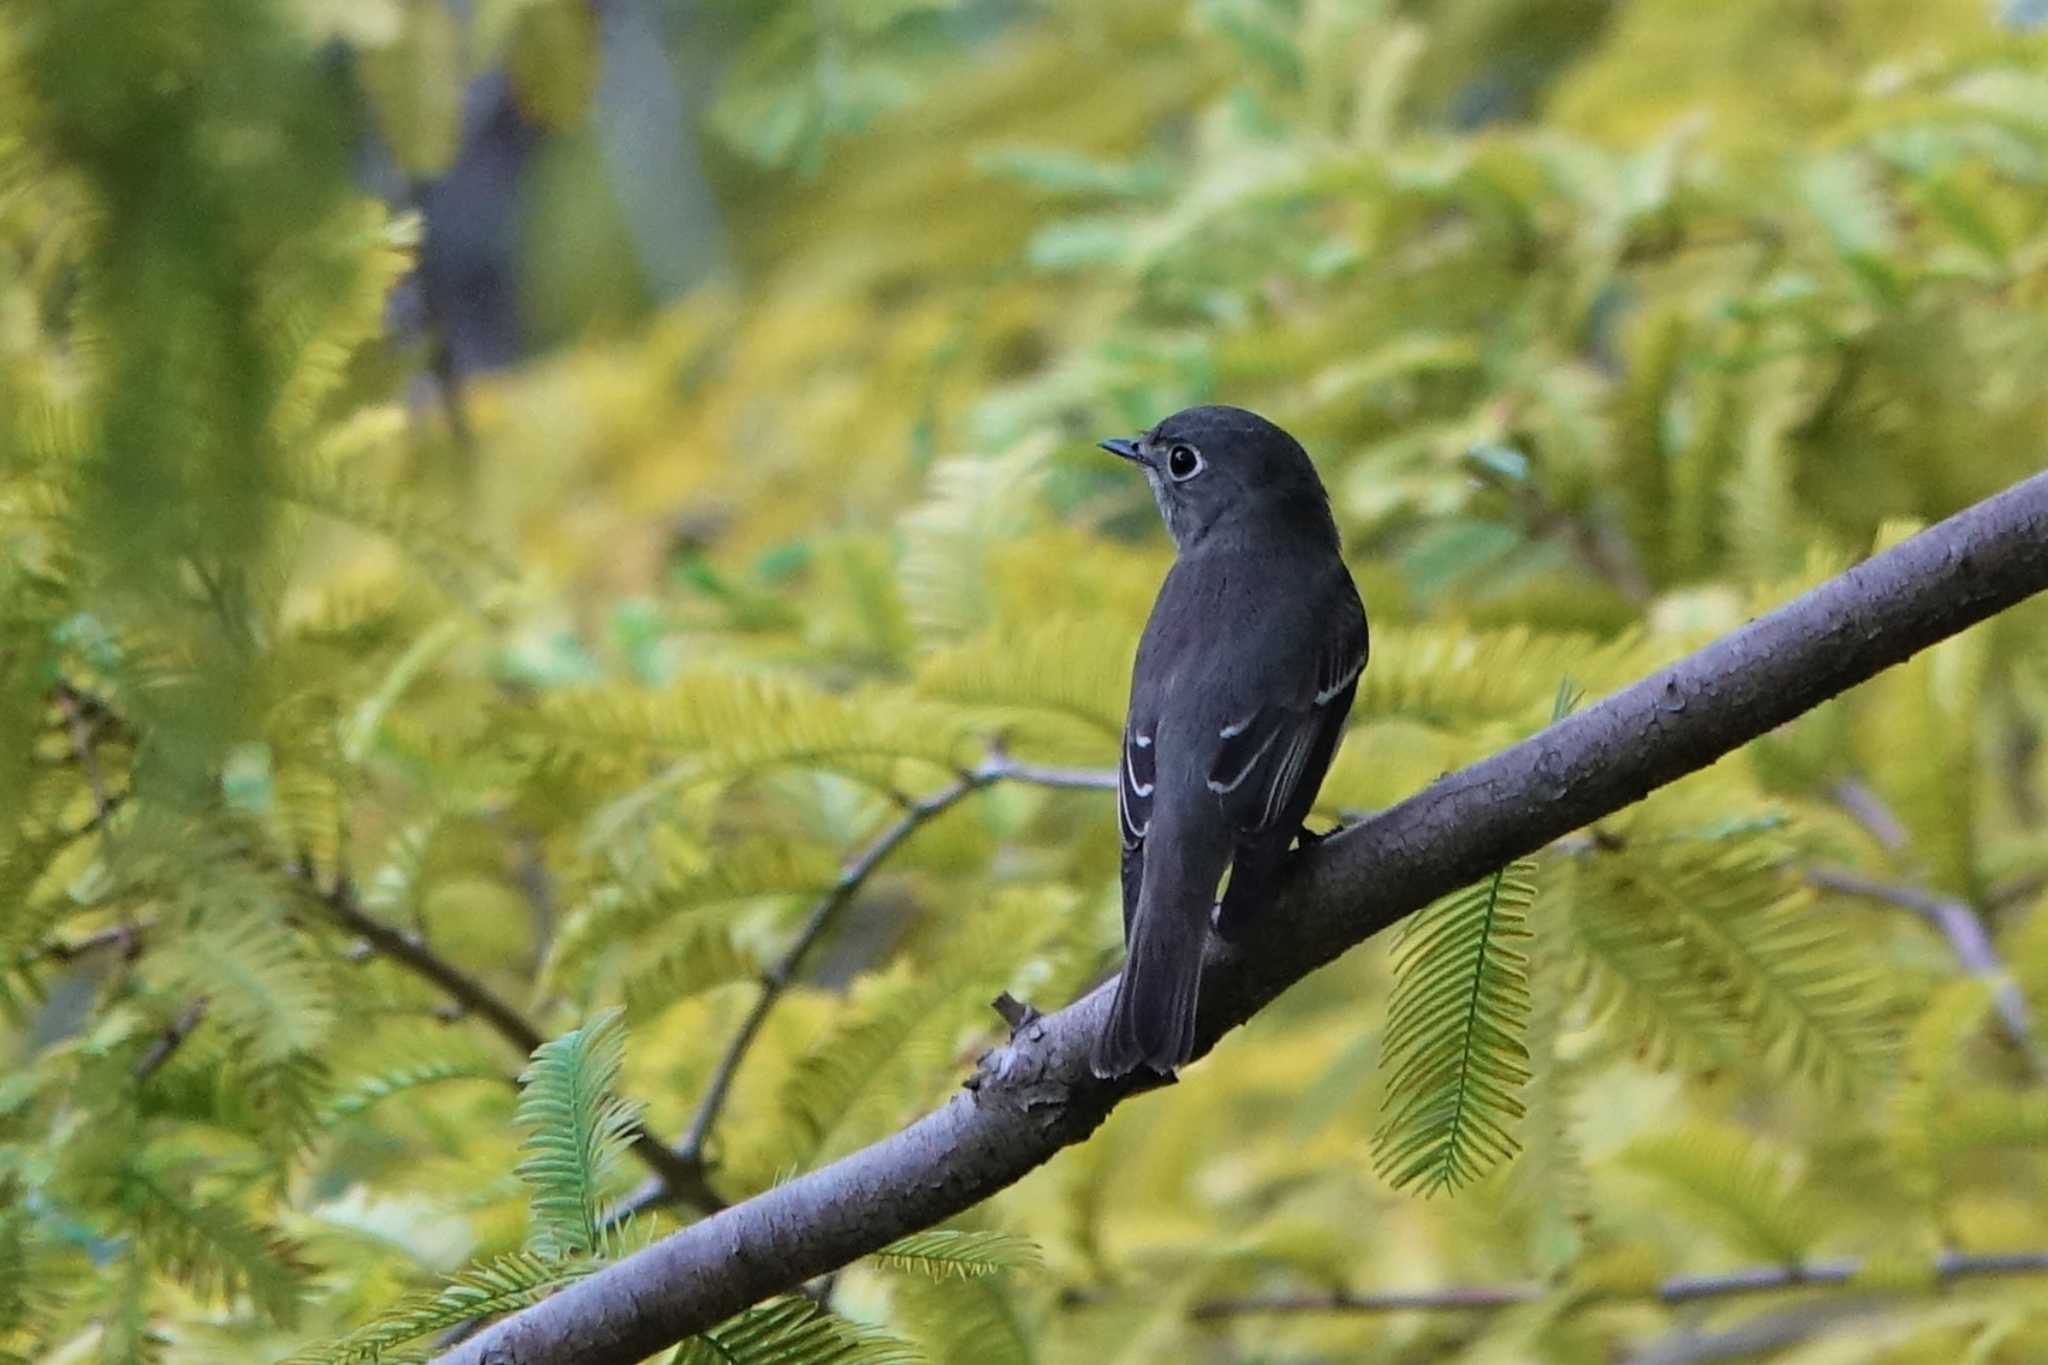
1373 860 1537 1194
525 674 971 792
897 445 1048 649
514 1009 641 1260
672 1294 921 1365
1568 829 1890 1094
621 925 761 1022
259 202 419 449
321 1050 509 1125
1508 910 1589 1274
1890 979 1997 1205
1929 1086 2048 1156
150 907 336 1061
125 1168 310 1325
1354 624 1659 730
0 826 89 1015
1860 618 1989 900
281 1252 591 1365
873 1228 1043 1280
140 1047 333 1162
1799 150 1904 302
915 616 1130 754
99 1252 153 1365
778 971 947 1172
1565 873 1743 1072
265 409 514 602
891 1275 1032 1365
0 761 104 1013
545 834 835 990
1618 1121 1826 1262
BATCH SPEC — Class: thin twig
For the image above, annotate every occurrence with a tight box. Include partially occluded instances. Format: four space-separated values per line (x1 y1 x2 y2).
317 872 547 1054
1194 1284 1534 1317
980 757 1118 792
54 686 114 827
134 999 209 1080
1188 1248 2048 1319
1625 1300 1886 1365
1830 777 1908 852
30 919 150 964
1809 865 2047 1076
511 829 557 975
1817 774 2046 1077
1467 449 1653 604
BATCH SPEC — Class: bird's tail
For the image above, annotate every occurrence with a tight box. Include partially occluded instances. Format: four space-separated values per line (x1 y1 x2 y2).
1091 895 1205 1079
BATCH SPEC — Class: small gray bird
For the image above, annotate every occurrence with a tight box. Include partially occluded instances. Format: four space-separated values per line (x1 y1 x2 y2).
1093 406 1368 1079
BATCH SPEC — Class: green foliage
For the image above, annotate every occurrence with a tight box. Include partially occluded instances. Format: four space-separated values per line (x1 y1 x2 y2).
1618 1121 1828 1262
671 1294 921 1365
149 906 337 1062
1374 861 1537 1194
776 967 957 1174
320 1049 510 1125
544 833 835 992
890 1274 1034 1365
524 675 972 791
123 1165 310 1325
287 1253 594 1365
513 1010 641 1260
620 926 762 1025
1566 824 1894 1093
873 1228 1044 1280
7 0 2048 1361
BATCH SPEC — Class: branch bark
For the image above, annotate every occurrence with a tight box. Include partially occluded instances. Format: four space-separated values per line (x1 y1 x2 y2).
439 470 2048 1365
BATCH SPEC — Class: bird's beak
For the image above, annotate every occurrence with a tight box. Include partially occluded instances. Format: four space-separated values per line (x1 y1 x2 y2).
1098 436 1150 467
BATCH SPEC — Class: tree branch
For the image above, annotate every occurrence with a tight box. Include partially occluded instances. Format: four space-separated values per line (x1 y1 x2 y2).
1809 865 2047 1076
1625 1301 1884 1365
1814 777 2041 1072
1188 1247 2048 1318
54 684 115 826
439 470 2048 1365
134 998 208 1080
30 919 149 964
318 873 547 1055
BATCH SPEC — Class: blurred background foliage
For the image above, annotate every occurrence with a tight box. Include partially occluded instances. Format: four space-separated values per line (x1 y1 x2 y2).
5 0 2048 1361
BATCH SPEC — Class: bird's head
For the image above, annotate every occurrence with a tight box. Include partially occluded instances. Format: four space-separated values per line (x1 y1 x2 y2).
1099 405 1338 553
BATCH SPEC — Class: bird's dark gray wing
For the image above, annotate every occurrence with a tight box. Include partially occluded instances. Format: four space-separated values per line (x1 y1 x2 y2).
1206 605 1367 840
1117 719 1155 935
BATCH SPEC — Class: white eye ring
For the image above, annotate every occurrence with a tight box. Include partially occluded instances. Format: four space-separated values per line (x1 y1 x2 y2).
1166 443 1204 481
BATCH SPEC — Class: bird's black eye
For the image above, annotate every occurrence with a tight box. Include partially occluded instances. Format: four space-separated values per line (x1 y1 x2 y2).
1166 443 1203 481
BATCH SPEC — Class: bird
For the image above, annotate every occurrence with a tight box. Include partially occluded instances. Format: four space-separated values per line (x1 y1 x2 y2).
1091 405 1368 1079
